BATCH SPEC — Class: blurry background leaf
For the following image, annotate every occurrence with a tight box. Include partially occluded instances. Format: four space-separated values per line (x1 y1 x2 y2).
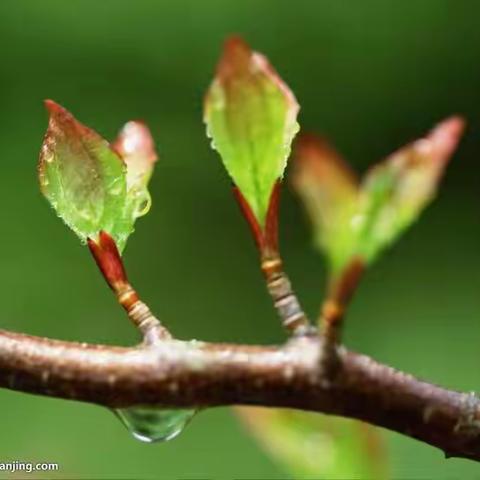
39 102 158 252
293 118 464 277
204 36 299 228
236 407 388 479
355 117 464 263
293 135 358 275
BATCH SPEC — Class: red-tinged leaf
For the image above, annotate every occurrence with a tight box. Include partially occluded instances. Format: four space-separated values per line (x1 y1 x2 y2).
112 120 158 223
112 120 158 192
204 36 299 230
356 116 465 262
293 118 464 275
39 101 158 252
39 100 127 247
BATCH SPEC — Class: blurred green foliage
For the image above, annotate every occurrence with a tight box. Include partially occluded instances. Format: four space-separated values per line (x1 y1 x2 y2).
293 119 464 281
0 0 480 478
237 407 388 479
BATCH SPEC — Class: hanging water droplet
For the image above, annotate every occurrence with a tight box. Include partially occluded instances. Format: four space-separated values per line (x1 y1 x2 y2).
113 406 196 443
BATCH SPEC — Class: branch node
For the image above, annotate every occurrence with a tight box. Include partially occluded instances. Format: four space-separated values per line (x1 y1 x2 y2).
453 391 480 437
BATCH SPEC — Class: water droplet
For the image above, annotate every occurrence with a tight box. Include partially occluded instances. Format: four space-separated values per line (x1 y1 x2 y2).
133 191 151 218
113 406 196 443
209 139 218 151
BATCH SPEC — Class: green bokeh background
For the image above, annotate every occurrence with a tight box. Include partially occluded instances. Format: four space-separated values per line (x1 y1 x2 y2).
0 0 479 478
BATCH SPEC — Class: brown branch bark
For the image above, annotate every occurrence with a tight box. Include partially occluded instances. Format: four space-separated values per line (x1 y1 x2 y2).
0 329 479 461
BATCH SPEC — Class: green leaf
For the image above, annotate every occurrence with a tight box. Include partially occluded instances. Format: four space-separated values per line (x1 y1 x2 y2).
39 101 157 252
237 407 388 479
293 135 358 274
204 36 299 228
355 116 464 263
293 117 464 276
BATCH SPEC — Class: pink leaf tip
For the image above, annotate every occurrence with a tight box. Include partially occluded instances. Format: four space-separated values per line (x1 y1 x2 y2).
112 121 158 166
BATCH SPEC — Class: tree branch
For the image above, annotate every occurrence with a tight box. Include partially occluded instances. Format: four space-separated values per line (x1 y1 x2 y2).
0 329 479 461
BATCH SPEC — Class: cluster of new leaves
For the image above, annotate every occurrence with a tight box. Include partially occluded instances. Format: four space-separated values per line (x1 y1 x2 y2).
39 100 157 253
293 119 464 280
37 36 463 480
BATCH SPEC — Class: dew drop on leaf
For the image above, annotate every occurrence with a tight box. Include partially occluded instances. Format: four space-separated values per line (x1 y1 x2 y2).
113 406 196 443
133 191 152 218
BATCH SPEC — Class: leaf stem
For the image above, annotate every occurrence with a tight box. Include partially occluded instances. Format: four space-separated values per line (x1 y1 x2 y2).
87 231 171 343
261 256 314 336
115 285 171 344
319 257 365 375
